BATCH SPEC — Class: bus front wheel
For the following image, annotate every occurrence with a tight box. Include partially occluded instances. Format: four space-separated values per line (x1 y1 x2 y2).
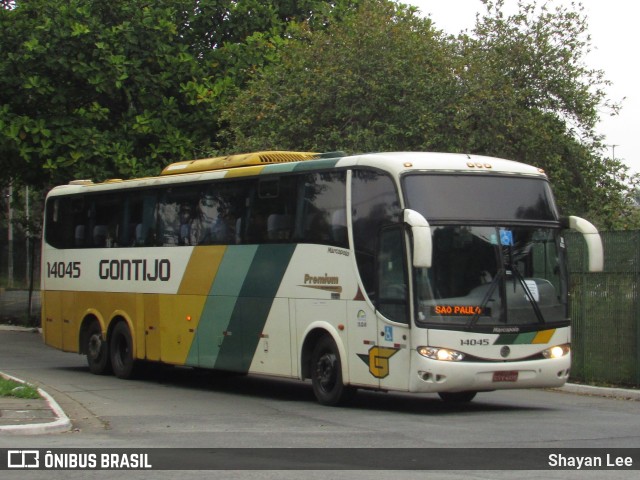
110 322 136 379
85 321 111 375
310 336 354 406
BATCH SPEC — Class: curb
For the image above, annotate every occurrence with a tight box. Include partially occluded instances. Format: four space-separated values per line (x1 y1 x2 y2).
555 383 640 401
0 372 72 435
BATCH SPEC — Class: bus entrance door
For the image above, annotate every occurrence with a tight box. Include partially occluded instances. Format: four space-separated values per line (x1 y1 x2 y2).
374 225 411 392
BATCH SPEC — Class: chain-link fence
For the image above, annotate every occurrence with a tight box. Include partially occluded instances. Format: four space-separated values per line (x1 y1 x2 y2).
566 231 640 388
1 232 638 387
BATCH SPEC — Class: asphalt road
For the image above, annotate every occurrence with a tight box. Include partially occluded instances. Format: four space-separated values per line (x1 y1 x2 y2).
1 328 639 479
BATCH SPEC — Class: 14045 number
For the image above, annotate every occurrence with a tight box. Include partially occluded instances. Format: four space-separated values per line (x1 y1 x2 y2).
46 261 81 279
460 339 490 346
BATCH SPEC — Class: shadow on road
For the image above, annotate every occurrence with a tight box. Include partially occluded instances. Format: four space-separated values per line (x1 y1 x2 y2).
56 362 550 416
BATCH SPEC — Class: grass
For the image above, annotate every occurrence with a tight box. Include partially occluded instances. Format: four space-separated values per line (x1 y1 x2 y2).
0 377 40 399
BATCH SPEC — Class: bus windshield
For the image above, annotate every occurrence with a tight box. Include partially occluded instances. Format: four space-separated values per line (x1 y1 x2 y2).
413 226 568 329
403 174 567 330
403 173 558 223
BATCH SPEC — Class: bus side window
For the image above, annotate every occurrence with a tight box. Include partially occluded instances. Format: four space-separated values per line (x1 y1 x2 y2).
120 192 147 247
331 209 347 246
245 177 297 244
45 197 78 249
156 187 199 246
91 194 122 247
297 172 347 247
191 184 243 245
71 197 87 248
190 181 250 245
267 213 292 240
351 169 401 299
157 191 180 246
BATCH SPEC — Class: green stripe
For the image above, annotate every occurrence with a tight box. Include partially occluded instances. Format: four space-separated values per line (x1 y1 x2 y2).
210 245 259 296
261 163 299 174
513 332 537 344
187 244 296 371
494 331 540 345
215 244 296 371
293 158 340 172
261 158 340 175
494 334 519 345
186 245 258 367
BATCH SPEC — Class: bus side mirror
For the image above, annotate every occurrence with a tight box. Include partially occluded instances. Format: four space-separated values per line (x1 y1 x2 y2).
403 209 432 268
561 216 604 272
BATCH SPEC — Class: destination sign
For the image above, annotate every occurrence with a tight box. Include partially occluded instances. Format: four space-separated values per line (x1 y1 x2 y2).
430 305 490 316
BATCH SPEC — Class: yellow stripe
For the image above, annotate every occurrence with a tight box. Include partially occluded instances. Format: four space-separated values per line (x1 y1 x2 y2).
224 165 265 178
178 246 226 295
158 294 206 365
532 329 556 344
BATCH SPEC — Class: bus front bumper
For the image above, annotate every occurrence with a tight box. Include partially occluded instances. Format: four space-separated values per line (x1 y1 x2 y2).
409 350 571 393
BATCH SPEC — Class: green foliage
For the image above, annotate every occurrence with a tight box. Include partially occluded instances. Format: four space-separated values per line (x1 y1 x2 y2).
222 0 639 230
453 0 639 229
0 0 353 184
222 0 458 153
1 0 637 229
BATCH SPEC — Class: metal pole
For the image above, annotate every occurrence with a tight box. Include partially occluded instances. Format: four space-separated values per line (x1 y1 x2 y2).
25 185 30 288
25 185 33 323
7 182 13 288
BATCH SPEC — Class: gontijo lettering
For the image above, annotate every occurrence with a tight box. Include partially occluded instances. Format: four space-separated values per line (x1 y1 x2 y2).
98 259 170 282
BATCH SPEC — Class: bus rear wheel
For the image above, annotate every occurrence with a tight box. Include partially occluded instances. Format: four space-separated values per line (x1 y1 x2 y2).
310 336 354 406
85 321 111 375
438 391 477 403
110 322 136 379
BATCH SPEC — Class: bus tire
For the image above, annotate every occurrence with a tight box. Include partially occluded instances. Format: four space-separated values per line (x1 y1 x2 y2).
438 391 477 403
310 336 354 406
85 321 111 375
110 322 136 379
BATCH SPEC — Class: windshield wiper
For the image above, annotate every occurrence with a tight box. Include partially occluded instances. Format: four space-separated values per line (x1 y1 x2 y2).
468 269 503 329
506 237 546 325
511 267 546 325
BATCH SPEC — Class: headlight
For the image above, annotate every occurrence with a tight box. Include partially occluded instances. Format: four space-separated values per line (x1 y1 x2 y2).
417 346 465 362
542 344 570 359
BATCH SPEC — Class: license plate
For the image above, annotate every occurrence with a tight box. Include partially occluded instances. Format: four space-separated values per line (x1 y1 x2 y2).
493 371 518 382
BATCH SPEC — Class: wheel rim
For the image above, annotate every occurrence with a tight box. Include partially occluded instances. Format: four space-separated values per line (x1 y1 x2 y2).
114 335 129 367
315 352 337 393
87 333 103 360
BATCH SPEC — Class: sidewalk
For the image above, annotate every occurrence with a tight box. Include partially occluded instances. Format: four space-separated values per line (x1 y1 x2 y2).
0 372 71 435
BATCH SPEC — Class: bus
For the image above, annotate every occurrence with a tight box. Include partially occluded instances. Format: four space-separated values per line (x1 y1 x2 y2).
41 151 603 405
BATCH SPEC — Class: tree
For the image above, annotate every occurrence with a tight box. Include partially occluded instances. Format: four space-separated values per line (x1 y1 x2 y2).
0 0 356 185
221 0 458 153
222 0 639 229
453 0 638 228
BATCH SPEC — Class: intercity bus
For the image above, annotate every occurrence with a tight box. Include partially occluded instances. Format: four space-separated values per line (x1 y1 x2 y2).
41 151 603 405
